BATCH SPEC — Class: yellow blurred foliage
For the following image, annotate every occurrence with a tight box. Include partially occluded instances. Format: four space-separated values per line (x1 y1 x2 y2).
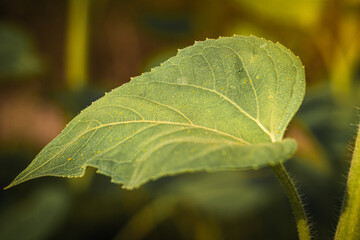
235 0 325 28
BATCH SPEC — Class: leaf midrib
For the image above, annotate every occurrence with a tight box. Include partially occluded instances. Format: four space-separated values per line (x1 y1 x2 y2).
78 120 249 144
125 80 275 141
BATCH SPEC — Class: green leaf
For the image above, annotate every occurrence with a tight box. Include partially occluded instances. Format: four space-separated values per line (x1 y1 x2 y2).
335 123 360 240
6 35 305 189
158 172 283 218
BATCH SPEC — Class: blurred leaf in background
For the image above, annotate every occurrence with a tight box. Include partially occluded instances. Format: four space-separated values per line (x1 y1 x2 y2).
117 170 294 240
0 23 43 81
0 186 70 240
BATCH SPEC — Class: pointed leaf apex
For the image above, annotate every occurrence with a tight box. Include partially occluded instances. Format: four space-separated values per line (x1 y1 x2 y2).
6 35 305 189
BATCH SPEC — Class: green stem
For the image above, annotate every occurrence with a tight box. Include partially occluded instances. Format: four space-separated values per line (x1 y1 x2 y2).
66 0 91 90
335 123 360 240
271 163 311 240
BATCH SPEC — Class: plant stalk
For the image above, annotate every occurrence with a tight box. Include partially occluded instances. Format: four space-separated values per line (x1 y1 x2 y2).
66 0 90 90
271 163 311 240
334 123 360 240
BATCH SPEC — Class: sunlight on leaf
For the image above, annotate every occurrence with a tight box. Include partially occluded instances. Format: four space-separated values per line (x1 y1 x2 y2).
6 35 305 189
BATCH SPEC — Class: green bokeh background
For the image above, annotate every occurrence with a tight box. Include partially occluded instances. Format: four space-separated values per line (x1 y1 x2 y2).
0 0 359 239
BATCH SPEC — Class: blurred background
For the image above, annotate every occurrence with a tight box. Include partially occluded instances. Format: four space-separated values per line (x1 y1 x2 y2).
0 0 360 239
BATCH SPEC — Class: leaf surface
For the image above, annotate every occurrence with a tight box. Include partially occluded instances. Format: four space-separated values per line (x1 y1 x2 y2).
6 35 305 189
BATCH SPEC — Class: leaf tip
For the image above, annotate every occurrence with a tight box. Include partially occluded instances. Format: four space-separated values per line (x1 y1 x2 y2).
3 179 19 190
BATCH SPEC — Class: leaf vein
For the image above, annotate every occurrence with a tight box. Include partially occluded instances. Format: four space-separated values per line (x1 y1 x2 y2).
120 94 193 124
142 81 274 141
